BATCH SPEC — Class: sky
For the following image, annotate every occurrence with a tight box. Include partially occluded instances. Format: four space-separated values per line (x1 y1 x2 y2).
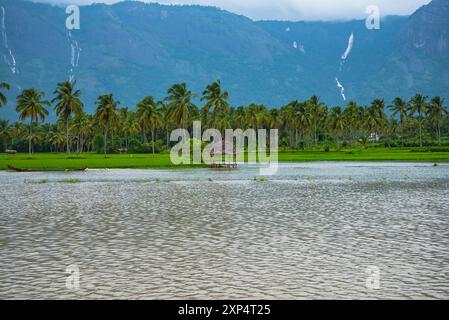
31 0 432 21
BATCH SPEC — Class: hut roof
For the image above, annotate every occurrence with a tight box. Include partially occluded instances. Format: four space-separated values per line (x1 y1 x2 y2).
211 140 238 155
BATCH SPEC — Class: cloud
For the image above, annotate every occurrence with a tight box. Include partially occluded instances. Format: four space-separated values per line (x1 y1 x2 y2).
31 0 432 21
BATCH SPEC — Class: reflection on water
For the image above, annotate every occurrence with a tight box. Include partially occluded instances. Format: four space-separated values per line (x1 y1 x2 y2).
1 162 449 299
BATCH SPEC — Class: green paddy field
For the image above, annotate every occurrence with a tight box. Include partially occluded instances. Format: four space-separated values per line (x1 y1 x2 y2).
1 148 449 171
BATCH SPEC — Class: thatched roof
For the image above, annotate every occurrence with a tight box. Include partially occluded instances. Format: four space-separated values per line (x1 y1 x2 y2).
210 140 238 155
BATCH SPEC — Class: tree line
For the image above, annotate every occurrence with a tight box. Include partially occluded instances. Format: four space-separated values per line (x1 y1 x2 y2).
0 80 448 156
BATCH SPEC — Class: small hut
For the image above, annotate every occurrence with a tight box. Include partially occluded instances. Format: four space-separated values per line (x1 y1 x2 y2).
209 140 238 169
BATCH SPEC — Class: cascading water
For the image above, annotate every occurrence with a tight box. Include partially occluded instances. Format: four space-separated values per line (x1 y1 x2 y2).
67 31 82 82
287 27 305 55
1 6 18 75
335 32 354 102
335 78 346 101
341 33 354 62
292 40 306 54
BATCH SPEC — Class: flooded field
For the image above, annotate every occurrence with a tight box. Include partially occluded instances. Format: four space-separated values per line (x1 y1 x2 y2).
1 162 449 299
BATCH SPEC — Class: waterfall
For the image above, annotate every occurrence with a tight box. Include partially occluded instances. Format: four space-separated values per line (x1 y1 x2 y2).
335 78 346 101
341 33 354 60
335 32 354 102
1 6 18 75
67 31 82 82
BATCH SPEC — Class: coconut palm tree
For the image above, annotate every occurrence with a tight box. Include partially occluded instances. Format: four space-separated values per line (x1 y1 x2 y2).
52 81 83 154
283 101 299 146
8 122 23 148
79 115 95 152
201 80 230 127
246 104 267 130
136 96 163 155
49 131 65 152
95 94 119 156
118 107 130 149
291 100 312 148
427 96 447 145
408 94 428 147
71 111 87 153
362 99 387 143
0 120 10 151
327 106 345 149
371 99 387 130
280 103 297 147
16 89 50 156
232 106 248 129
256 106 271 130
165 83 197 132
389 97 408 146
214 113 231 133
124 116 139 151
159 100 174 147
343 101 360 144
307 96 326 145
269 109 282 129
0 82 10 108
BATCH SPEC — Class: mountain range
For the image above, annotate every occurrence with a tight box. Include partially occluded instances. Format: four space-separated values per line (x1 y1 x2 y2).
0 0 448 119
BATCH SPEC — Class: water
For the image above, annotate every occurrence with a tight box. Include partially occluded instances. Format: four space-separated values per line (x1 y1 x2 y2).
1 162 449 299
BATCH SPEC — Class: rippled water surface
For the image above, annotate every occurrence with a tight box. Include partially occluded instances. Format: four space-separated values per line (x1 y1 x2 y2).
1 162 449 299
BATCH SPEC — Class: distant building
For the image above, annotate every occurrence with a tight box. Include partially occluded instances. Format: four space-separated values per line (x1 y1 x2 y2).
369 133 380 142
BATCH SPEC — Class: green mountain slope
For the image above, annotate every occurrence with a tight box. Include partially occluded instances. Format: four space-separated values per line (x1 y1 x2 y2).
0 0 447 120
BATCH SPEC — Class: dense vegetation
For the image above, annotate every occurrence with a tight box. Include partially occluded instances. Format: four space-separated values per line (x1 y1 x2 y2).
0 80 448 158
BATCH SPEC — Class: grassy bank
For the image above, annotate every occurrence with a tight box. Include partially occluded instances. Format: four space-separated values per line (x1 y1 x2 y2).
277 148 449 162
0 153 201 171
1 148 449 171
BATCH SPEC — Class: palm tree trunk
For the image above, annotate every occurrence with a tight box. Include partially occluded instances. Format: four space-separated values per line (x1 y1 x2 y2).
125 132 128 150
438 125 441 146
290 128 294 148
66 118 70 154
419 121 423 147
143 128 148 143
289 128 292 147
151 127 155 155
28 121 32 157
301 128 305 150
295 129 298 148
400 122 404 147
166 128 169 147
104 124 108 157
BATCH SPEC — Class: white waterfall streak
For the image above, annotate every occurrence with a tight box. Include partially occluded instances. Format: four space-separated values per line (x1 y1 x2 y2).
293 41 306 54
335 32 353 101
67 31 82 82
341 32 354 60
1 6 17 74
1 7 7 48
335 78 346 101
